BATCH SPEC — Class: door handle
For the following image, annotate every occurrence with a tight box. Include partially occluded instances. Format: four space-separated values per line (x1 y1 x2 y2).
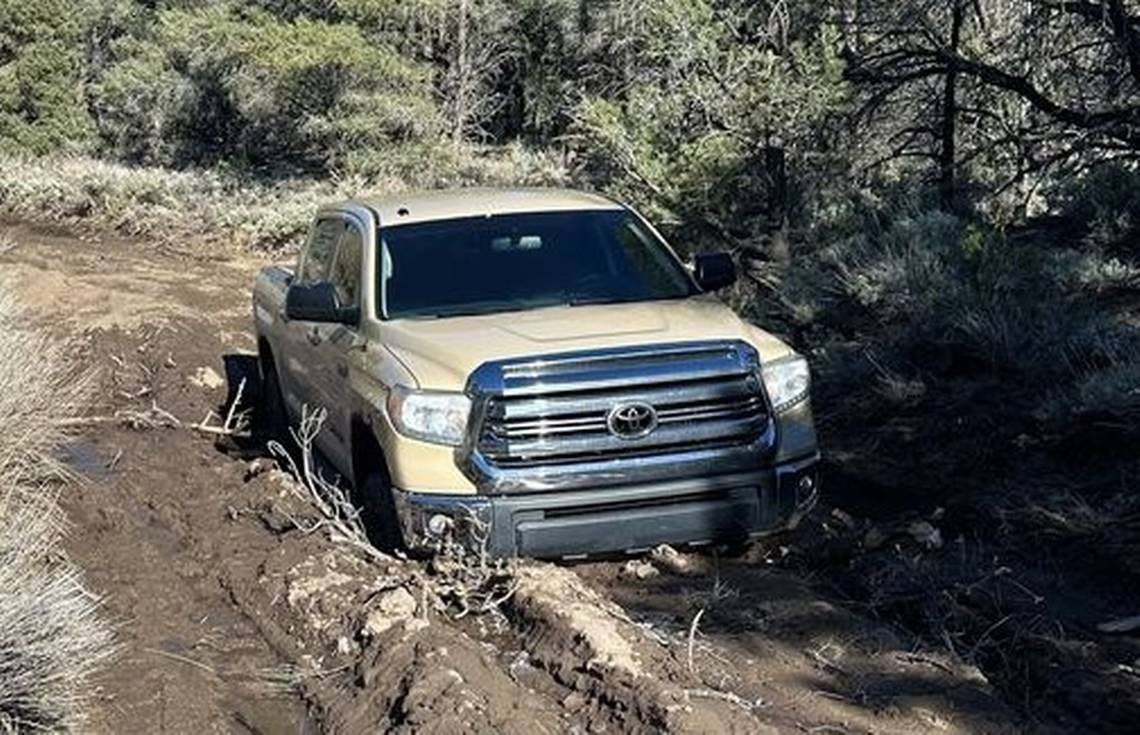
306 327 322 346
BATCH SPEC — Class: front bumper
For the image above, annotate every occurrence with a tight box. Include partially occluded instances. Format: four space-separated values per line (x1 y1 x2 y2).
391 455 819 559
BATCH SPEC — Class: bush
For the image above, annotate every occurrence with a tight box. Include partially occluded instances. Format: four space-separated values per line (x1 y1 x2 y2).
90 4 443 172
0 296 116 731
0 155 323 250
0 1 98 155
770 202 1140 431
1051 161 1140 247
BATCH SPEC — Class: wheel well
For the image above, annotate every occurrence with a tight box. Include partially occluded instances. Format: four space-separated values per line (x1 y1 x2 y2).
351 417 390 490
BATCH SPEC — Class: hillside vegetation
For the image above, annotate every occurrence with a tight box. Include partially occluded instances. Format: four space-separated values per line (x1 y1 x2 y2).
2 0 1140 728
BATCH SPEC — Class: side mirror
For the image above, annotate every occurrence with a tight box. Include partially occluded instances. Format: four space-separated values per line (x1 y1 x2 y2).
285 282 359 325
692 252 737 291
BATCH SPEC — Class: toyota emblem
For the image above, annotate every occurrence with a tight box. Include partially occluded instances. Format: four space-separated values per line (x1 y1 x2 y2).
606 401 659 439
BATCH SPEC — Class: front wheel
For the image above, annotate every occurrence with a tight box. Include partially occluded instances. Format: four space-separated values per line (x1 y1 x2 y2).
361 472 405 553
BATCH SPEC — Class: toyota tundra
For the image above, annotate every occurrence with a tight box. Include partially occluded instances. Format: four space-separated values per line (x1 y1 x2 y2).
252 189 819 558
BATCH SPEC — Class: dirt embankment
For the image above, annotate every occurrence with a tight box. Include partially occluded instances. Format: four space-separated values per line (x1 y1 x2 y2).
0 221 1039 733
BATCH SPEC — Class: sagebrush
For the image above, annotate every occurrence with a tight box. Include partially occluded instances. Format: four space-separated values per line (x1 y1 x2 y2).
0 297 116 732
0 149 568 252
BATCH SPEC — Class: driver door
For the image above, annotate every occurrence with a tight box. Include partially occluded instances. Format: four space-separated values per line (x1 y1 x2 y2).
306 216 365 474
279 217 343 419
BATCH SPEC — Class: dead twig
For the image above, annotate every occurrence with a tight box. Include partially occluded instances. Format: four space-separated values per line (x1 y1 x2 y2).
144 647 217 676
1098 614 1140 634
267 407 389 565
118 402 182 430
687 608 706 674
685 686 766 711
193 378 250 437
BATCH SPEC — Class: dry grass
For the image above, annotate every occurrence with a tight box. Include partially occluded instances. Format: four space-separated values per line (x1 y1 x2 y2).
0 149 570 253
0 297 116 732
0 296 93 483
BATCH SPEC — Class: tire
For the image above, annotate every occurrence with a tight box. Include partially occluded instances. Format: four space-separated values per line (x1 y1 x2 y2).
360 472 405 553
257 359 288 441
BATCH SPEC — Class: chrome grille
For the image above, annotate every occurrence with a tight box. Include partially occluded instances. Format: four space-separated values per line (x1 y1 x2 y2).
462 341 773 490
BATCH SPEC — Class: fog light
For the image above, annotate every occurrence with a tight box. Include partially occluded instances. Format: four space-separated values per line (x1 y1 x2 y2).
426 513 453 537
798 475 815 495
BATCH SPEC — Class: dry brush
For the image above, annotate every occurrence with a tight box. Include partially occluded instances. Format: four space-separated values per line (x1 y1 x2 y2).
0 296 116 732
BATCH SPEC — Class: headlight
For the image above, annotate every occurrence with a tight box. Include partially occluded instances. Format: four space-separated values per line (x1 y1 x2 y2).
761 354 811 414
386 385 472 446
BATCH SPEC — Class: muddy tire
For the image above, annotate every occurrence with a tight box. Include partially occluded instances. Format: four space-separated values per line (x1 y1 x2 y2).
361 472 405 553
257 360 288 441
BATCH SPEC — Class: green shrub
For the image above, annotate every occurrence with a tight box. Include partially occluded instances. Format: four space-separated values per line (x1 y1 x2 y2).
772 201 1140 435
1051 162 1140 246
88 4 444 172
0 0 99 154
89 39 194 165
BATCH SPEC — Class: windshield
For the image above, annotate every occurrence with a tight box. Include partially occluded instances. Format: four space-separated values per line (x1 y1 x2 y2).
379 209 697 319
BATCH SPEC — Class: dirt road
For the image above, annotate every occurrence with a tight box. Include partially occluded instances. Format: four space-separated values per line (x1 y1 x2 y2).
0 222 1023 733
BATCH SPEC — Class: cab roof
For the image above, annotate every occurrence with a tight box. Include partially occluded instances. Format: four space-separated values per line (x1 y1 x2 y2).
339 188 624 226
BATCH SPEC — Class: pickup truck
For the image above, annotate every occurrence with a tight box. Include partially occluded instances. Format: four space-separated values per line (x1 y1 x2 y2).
252 189 818 558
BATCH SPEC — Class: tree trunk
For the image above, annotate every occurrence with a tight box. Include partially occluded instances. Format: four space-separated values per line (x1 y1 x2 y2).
764 145 790 267
453 0 470 146
939 1 964 211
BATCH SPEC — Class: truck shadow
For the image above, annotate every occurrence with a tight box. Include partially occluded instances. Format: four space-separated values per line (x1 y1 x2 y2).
212 352 268 460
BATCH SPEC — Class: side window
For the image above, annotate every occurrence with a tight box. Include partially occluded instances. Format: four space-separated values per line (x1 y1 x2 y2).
299 219 343 284
329 223 363 308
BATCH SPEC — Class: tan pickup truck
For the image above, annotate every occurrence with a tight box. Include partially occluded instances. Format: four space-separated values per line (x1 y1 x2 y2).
252 189 818 558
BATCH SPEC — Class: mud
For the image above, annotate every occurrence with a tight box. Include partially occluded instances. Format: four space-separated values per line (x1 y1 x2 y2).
0 221 1029 733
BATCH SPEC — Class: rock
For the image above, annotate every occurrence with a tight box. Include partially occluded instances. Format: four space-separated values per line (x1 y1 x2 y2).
908 520 943 550
618 560 659 581
287 568 355 609
649 544 707 576
831 507 858 530
362 587 419 637
189 366 225 390
1097 614 1140 634
403 617 430 634
561 692 587 711
508 650 538 682
285 552 374 633
864 526 887 549
244 458 272 481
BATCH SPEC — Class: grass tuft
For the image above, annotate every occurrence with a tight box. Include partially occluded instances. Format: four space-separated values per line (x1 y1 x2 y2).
0 297 116 732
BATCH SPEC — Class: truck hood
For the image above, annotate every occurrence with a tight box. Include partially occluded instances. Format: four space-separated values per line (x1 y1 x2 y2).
380 297 794 391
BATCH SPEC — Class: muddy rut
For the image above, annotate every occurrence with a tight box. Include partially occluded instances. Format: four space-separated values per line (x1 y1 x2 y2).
0 222 1022 734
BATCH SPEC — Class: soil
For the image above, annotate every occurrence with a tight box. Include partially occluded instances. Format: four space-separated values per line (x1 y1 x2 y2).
0 219 1127 733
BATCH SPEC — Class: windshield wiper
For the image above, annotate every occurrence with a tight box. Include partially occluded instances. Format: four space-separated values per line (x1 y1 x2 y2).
422 301 561 319
567 293 690 307
566 295 640 307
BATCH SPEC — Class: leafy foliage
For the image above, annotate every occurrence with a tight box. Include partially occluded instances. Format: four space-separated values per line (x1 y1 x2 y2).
91 4 440 173
0 0 97 154
570 3 847 249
